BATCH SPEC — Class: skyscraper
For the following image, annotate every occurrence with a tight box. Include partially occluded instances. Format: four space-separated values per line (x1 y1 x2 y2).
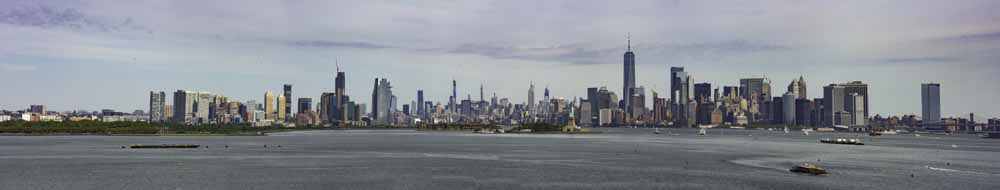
587 87 599 125
623 34 636 116
528 82 535 114
922 83 941 126
264 90 274 120
694 83 712 103
782 92 796 125
417 90 425 116
788 76 808 99
277 94 286 121
847 93 865 126
149 91 165 122
373 78 394 125
822 85 845 126
371 78 379 120
283 84 292 120
840 81 869 120
298 98 312 114
670 67 685 106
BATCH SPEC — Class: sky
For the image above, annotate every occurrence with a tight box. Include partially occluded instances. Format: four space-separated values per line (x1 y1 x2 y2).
0 0 998 118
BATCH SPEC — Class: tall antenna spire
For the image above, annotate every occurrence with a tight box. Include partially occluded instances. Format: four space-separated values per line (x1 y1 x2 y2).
335 57 340 72
627 32 631 52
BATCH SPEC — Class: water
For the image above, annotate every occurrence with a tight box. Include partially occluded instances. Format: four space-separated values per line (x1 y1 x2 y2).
0 128 997 190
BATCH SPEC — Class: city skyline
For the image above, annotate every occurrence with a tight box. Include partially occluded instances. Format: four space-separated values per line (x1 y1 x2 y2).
1 0 999 118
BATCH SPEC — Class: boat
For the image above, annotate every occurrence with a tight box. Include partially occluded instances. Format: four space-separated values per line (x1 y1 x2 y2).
129 144 200 149
699 128 706 135
802 129 813 136
984 132 1000 139
783 127 789 134
654 128 661 134
789 163 828 175
868 131 882 136
820 138 864 145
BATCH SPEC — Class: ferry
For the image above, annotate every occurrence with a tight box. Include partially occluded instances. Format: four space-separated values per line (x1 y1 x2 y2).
820 138 864 145
790 163 828 175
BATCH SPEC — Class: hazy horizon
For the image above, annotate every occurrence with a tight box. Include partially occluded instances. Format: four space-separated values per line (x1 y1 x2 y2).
1 0 998 119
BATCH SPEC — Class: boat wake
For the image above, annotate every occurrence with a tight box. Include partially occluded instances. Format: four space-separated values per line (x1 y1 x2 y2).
924 166 992 175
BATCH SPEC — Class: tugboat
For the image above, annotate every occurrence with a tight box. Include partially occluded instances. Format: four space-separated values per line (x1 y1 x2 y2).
790 163 828 175
820 138 865 145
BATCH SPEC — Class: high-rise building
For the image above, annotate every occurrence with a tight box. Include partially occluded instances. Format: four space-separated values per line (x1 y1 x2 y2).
787 76 807 99
372 78 394 125
451 80 457 113
417 90 425 116
371 78 379 120
283 84 292 120
822 85 845 126
29 105 45 114
782 92 796 125
173 90 212 124
671 69 691 127
587 87 599 125
922 83 941 126
623 34 636 116
149 91 166 122
264 90 274 120
847 93 865 126
694 83 712 103
840 81 869 120
528 82 535 114
298 98 312 114
277 94 286 121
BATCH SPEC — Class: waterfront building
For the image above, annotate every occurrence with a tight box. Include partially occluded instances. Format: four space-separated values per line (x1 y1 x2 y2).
787 76 808 99
822 85 845 126
694 83 712 104
783 92 796 125
276 94 286 121
847 93 865 126
284 84 292 120
298 98 312 114
29 105 45 114
623 34 636 117
922 83 941 126
149 91 166 122
264 90 274 120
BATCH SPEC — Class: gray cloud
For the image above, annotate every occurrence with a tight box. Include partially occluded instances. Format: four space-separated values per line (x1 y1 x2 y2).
0 63 37 72
881 56 958 64
0 4 148 33
935 31 1000 44
672 40 793 53
434 40 795 65
288 40 396 49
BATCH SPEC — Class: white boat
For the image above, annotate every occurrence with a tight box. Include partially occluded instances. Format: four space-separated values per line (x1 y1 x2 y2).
784 127 789 134
699 128 707 135
801 129 813 136
654 128 661 134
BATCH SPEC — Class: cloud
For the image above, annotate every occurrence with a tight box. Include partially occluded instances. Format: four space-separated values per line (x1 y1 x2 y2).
881 56 958 64
0 4 149 33
672 40 793 53
430 40 795 65
0 63 37 72
288 40 396 49
934 31 1000 44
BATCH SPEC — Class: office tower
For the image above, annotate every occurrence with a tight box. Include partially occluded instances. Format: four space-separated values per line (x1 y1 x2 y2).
587 87 599 125
371 78 379 120
722 86 739 100
480 84 484 103
922 83 941 126
788 76 807 99
795 99 813 126
783 92 796 125
694 83 712 103
417 90 425 116
713 88 720 103
840 81 869 120
149 91 166 122
319 92 334 122
847 93 865 126
451 80 457 112
29 105 45 114
631 86 646 116
672 70 691 127
173 90 194 123
333 70 346 122
823 85 845 126
277 94 286 121
740 78 772 102
402 104 410 115
373 78 394 125
670 67 685 106
528 82 535 114
298 98 312 114
283 84 292 120
623 34 636 115
264 90 274 120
